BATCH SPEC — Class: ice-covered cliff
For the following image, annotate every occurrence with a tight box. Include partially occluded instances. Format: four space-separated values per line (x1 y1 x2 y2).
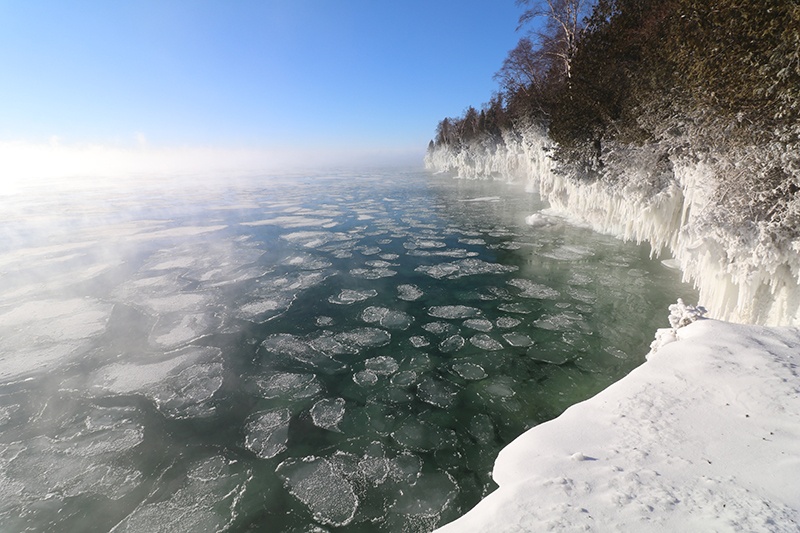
426 125 800 327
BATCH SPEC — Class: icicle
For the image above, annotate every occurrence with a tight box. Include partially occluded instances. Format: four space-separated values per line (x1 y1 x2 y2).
425 128 800 326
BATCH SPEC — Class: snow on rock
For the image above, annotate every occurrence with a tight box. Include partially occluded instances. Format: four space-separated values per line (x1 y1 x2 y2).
650 298 708 353
425 125 800 326
434 319 800 532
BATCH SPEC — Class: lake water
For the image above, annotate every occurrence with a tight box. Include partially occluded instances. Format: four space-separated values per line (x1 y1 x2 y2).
0 168 696 532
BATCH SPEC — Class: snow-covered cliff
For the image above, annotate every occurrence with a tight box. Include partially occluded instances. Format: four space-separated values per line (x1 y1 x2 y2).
425 125 800 327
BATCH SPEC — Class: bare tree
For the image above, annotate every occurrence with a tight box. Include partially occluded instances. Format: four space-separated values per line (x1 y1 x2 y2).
494 37 549 96
517 0 593 80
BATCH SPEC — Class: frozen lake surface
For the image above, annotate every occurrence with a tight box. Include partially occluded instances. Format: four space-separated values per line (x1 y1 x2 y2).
0 169 695 532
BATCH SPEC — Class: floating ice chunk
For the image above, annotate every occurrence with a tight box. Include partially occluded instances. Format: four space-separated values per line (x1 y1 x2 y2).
475 376 517 401
527 345 573 365
245 409 292 459
422 321 456 336
236 271 333 323
452 362 487 381
110 455 247 533
360 306 413 330
0 297 113 381
497 302 532 314
242 216 335 228
459 238 486 245
502 332 533 347
438 335 465 354
566 286 597 304
277 456 358 527
391 418 455 452
460 196 500 202
409 336 430 348
392 471 458 519
416 377 458 408
3 437 142 509
416 259 518 280
379 252 399 260
154 360 224 418
390 370 418 387
364 356 399 375
260 333 344 371
281 231 336 248
310 398 346 432
349 268 397 279
93 347 223 419
309 332 356 356
469 334 504 351
365 260 396 268
150 312 218 348
569 272 593 285
316 316 334 326
353 370 379 387
237 294 294 322
408 249 478 258
541 245 594 261
334 328 391 350
397 284 424 301
255 372 322 400
463 318 493 332
130 224 228 241
496 316 522 328
468 413 496 443
414 263 459 279
534 312 588 332
283 253 333 270
428 305 482 319
358 246 382 256
0 297 111 338
138 292 211 315
404 239 446 250
328 289 378 305
508 279 560 300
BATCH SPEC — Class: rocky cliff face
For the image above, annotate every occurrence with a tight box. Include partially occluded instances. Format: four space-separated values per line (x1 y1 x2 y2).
425 125 800 326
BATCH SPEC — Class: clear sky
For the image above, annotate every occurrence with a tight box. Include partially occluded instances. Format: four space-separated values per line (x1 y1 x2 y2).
0 1 525 177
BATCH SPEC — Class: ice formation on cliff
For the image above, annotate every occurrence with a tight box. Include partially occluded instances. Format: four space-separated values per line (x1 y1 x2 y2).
425 125 800 326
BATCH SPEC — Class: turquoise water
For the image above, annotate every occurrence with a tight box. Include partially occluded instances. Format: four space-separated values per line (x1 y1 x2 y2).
0 169 696 531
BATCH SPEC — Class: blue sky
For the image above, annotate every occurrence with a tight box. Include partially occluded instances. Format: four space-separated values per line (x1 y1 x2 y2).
0 1 525 172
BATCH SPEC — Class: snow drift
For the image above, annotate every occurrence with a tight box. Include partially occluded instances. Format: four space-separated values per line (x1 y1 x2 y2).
434 317 800 532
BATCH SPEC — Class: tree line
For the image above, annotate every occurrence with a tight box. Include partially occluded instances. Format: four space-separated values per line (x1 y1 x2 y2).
431 0 800 181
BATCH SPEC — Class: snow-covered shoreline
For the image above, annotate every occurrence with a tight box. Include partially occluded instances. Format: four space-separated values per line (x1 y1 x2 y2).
435 318 800 532
426 127 800 327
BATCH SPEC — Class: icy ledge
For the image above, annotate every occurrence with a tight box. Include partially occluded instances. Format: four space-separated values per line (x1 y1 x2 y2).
426 127 800 326
435 318 800 532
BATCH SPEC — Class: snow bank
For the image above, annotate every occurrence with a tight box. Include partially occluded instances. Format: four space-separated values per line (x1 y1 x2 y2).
435 318 800 532
425 128 800 326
